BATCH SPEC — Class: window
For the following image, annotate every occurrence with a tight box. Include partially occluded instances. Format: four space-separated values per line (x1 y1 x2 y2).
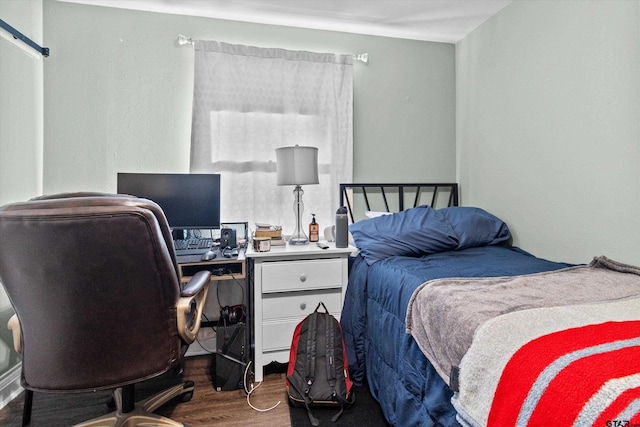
190 41 353 234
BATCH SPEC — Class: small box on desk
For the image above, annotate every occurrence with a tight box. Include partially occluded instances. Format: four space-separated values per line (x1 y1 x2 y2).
212 322 247 391
254 229 282 239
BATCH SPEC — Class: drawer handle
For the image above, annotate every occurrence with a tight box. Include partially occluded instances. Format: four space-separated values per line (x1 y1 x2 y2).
299 273 307 282
300 302 307 310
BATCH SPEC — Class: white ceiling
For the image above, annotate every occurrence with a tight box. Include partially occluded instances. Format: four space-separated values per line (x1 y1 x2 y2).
57 0 512 43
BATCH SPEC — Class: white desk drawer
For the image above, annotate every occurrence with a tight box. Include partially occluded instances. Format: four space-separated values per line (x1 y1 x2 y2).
262 288 341 320
263 310 342 352
261 258 343 293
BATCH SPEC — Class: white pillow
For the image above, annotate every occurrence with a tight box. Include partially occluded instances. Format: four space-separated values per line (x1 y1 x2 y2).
365 211 393 218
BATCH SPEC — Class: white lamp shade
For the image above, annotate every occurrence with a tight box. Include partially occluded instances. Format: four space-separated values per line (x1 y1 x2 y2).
276 146 319 186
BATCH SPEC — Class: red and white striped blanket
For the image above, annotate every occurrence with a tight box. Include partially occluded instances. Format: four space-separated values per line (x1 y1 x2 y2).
452 298 640 426
406 256 640 426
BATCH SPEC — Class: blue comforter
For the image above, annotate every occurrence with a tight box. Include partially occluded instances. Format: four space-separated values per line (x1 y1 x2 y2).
341 245 572 426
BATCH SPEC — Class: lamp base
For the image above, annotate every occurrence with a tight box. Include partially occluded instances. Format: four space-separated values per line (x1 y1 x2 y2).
288 235 309 245
288 185 309 245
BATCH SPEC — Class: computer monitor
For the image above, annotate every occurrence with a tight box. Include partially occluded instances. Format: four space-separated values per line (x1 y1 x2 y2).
117 173 221 231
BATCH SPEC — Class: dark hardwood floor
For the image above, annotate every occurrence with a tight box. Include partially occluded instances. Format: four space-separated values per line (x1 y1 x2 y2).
0 355 291 426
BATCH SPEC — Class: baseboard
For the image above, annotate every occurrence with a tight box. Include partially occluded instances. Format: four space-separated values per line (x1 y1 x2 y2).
0 363 23 411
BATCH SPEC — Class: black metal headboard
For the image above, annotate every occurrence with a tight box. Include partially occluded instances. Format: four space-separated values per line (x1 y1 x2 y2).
339 183 459 223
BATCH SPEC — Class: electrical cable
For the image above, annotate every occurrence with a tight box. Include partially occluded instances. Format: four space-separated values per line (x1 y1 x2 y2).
216 278 222 307
215 271 245 309
193 335 216 354
202 313 218 333
230 272 245 305
243 361 281 412
193 312 217 354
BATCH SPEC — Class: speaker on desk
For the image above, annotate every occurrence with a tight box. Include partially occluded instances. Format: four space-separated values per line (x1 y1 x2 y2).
213 322 246 391
220 228 236 249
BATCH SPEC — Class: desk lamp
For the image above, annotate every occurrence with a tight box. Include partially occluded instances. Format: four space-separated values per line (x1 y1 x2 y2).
276 145 319 245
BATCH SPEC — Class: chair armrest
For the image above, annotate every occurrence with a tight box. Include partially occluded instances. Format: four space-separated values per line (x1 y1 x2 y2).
7 314 22 354
181 270 211 297
176 270 211 344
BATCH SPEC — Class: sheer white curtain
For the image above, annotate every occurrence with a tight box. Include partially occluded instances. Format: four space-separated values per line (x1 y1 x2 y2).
190 41 353 236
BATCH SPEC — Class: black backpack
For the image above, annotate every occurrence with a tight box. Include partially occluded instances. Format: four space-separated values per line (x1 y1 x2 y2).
286 302 355 426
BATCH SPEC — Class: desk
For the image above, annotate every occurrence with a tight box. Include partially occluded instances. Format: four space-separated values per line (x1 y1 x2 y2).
177 248 246 282
177 249 247 357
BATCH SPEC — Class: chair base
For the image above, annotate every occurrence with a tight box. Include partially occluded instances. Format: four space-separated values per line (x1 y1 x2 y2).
73 381 195 427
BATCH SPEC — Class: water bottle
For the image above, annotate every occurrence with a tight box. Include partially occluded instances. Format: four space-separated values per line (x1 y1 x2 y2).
335 206 348 248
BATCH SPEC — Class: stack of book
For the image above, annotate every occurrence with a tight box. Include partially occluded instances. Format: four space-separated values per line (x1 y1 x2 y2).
255 224 286 246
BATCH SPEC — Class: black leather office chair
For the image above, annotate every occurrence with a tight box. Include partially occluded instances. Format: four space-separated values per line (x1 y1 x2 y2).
0 193 211 426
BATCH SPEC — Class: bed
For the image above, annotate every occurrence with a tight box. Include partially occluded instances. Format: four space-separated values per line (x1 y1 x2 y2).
338 183 640 427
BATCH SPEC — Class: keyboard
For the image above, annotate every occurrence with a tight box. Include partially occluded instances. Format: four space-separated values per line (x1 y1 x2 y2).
173 238 215 256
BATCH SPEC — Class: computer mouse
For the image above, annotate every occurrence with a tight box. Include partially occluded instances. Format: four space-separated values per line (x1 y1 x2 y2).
201 250 217 261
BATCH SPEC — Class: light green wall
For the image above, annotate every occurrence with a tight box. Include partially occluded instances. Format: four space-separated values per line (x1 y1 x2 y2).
0 0 43 205
0 0 43 383
457 0 640 264
43 1 456 195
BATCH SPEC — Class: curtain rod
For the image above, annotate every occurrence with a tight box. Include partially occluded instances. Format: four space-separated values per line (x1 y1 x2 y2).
0 19 49 57
177 34 368 64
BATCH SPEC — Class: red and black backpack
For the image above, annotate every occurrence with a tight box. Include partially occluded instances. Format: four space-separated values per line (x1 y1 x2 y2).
286 302 355 426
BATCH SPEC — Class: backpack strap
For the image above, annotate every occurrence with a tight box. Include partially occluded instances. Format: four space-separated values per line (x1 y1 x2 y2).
305 400 319 427
324 315 343 421
331 389 355 422
323 312 355 422
325 315 337 384
304 312 319 426
314 301 329 313
306 311 318 385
